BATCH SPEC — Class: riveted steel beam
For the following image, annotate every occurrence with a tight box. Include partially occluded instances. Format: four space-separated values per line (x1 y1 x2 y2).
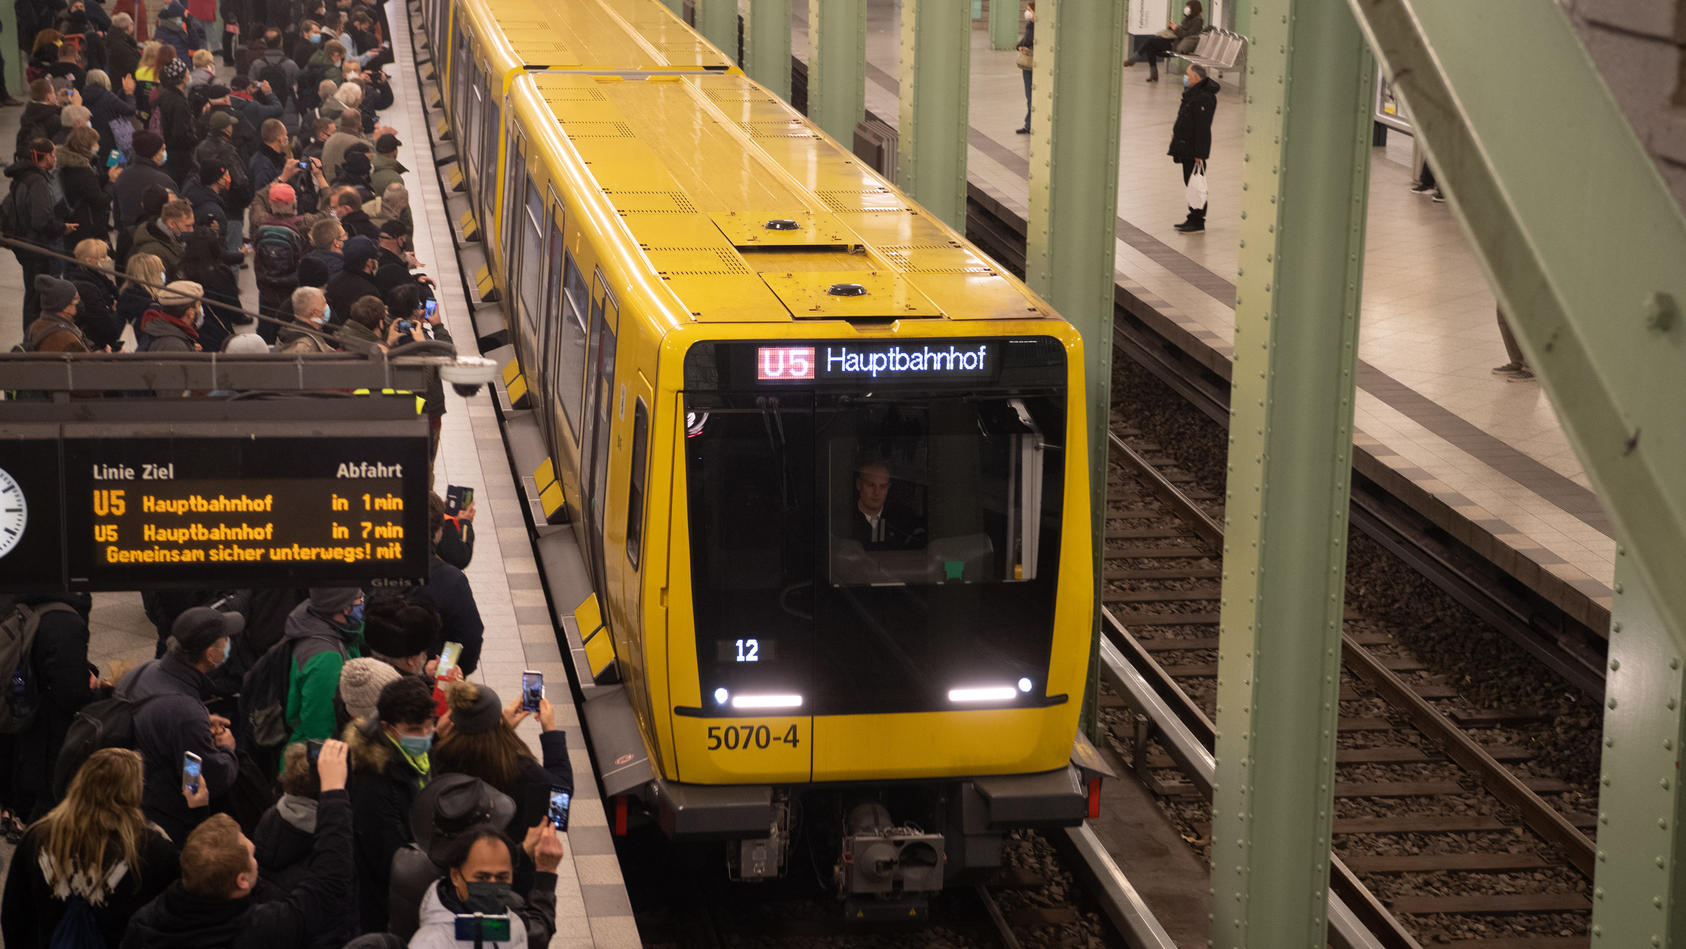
745 0 792 99
897 0 971 228
806 0 866 145
696 0 739 64
990 0 1020 50
1208 1 1375 945
1023 0 1126 738
1341 0 1686 654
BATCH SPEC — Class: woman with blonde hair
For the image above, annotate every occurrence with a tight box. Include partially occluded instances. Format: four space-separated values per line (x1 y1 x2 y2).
0 748 180 948
117 251 166 336
188 48 215 88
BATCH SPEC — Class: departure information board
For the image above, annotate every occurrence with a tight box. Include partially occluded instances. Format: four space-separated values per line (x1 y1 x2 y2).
0 420 430 591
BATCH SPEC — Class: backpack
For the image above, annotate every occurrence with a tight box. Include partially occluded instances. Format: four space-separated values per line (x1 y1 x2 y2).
260 61 293 107
0 602 78 734
52 689 161 799
49 896 105 949
240 636 297 748
0 184 27 240
253 223 304 286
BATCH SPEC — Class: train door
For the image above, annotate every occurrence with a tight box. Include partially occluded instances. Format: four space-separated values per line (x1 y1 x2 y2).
538 192 566 448
580 273 619 592
500 121 525 305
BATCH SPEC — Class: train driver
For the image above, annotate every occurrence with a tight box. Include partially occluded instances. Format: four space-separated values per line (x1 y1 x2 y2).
849 460 926 551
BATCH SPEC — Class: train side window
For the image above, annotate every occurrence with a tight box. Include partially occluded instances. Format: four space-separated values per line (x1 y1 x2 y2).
557 252 588 437
502 128 524 288
519 179 545 328
477 83 500 215
465 62 482 179
626 398 648 569
451 29 469 125
542 198 566 426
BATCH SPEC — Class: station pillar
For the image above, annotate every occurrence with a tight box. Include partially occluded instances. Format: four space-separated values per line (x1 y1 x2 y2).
1022 0 1125 736
745 0 792 100
1207 0 1375 945
896 0 970 229
1594 550 1686 944
990 0 1020 50
806 0 866 146
0 1 18 100
696 0 739 64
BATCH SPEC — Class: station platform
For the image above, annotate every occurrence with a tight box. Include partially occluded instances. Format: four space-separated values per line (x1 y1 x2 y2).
0 3 641 942
806 1 1616 630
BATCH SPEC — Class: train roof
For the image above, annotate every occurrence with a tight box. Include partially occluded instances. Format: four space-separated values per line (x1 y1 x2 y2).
522 72 1056 326
462 0 734 73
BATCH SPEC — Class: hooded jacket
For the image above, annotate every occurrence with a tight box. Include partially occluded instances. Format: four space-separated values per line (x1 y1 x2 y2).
344 714 431 932
115 656 241 844
119 790 353 949
130 218 186 275
282 600 363 745
3 158 63 255
16 100 63 155
409 879 531 949
139 306 201 353
26 312 92 353
1168 76 1221 164
252 795 355 949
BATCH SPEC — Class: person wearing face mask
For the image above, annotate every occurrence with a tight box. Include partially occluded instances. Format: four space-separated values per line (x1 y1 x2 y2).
277 284 337 353
120 740 353 949
408 825 562 949
344 676 438 933
1125 0 1203 82
67 237 125 350
138 278 206 353
280 587 367 748
1013 2 1034 134
130 196 195 277
114 606 245 843
1168 63 1219 233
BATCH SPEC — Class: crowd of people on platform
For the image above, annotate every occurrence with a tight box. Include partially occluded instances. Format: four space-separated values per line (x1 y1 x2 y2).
2 0 442 369
0 1 573 946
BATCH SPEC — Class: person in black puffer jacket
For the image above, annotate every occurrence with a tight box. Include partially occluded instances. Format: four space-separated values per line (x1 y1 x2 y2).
1167 63 1219 233
154 59 195 185
0 593 100 824
343 677 435 934
67 240 125 351
253 743 357 949
57 128 115 252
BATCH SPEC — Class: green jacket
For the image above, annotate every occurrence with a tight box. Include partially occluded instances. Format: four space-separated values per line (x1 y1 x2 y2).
281 600 364 745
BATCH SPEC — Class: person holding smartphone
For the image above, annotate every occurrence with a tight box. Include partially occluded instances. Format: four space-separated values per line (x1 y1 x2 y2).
433 682 572 897
407 824 564 949
344 677 438 932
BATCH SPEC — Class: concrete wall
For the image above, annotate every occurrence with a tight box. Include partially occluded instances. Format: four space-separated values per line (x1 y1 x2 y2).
1562 0 1686 209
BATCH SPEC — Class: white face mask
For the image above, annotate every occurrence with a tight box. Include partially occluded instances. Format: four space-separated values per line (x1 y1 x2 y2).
1184 5 1192 14
1023 8 1034 20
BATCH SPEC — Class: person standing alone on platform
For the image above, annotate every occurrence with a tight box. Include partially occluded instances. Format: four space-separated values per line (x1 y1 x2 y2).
1168 64 1218 233
1014 2 1034 135
1492 305 1533 382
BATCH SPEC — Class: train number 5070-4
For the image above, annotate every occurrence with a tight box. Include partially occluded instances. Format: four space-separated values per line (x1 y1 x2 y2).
706 724 800 751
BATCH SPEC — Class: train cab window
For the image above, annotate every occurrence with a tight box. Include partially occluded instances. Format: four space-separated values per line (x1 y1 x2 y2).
626 399 649 569
557 253 588 436
681 341 1067 717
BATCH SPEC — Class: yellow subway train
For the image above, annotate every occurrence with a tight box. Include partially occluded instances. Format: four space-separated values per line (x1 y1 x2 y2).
414 0 1105 913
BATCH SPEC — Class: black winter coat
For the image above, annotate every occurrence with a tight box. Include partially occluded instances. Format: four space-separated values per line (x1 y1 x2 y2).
4 594 97 819
117 285 156 333
67 264 123 349
2 822 179 949
1168 77 1220 163
415 554 484 675
155 87 195 162
120 790 355 949
112 157 176 228
344 715 430 933
253 795 356 949
3 160 63 258
60 161 113 248
323 266 382 323
114 656 241 844
16 100 62 154
105 30 142 80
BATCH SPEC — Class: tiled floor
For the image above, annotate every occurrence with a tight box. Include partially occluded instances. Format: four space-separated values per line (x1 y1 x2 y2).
800 1 1616 625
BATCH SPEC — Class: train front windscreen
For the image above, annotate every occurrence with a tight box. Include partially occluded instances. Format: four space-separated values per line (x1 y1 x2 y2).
682 338 1068 717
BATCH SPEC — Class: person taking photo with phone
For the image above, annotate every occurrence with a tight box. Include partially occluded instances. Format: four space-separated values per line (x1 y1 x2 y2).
250 741 357 948
407 824 564 949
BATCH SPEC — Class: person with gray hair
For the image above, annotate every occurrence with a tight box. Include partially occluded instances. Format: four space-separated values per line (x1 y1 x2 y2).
80 68 138 168
104 12 142 83
278 285 335 354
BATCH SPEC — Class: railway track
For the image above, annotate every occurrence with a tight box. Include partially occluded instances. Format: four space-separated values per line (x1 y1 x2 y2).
1101 425 1595 947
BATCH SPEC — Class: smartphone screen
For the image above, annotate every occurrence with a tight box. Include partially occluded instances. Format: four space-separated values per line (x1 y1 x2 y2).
182 752 203 794
548 787 571 831
306 739 324 765
455 916 512 941
424 299 437 318
436 641 462 679
520 670 543 712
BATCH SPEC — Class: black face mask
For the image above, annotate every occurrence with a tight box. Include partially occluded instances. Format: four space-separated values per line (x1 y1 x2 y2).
462 880 512 914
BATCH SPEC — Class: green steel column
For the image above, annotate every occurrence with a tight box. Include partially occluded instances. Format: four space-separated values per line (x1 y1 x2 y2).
661 0 684 16
697 0 739 64
896 0 970 228
989 0 1020 50
807 0 865 145
745 0 792 100
1594 548 1686 945
0 2 18 99
1207 0 1375 945
1022 0 1126 738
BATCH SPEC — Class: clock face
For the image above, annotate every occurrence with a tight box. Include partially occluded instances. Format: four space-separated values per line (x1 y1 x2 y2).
0 467 26 559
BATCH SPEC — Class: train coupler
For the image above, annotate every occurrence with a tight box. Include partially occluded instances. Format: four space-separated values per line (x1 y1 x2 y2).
835 802 946 905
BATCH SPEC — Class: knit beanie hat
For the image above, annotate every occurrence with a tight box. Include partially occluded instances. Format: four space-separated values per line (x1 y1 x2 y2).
34 274 76 312
339 657 402 722
157 280 204 308
162 59 188 85
309 586 363 614
446 682 502 735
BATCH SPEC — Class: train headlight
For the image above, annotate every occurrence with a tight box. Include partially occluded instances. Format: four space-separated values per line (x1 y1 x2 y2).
1017 677 1033 693
947 685 1018 704
730 693 803 710
714 687 729 705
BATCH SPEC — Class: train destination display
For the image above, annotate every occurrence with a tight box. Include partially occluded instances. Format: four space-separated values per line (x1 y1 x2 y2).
0 422 430 590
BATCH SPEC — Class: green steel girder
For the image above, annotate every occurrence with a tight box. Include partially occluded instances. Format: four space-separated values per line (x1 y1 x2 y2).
660 0 683 16
1023 0 1126 739
696 0 739 64
1594 549 1686 946
897 0 972 228
989 0 1020 50
1340 0 1686 654
807 0 867 145
745 0 793 100
1209 1 1375 945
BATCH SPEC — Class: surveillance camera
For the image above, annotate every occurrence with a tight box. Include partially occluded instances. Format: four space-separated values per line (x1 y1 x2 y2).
440 355 498 396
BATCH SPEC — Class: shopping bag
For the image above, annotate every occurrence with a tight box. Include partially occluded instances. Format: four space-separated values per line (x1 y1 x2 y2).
1015 49 1033 70
1186 161 1208 208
